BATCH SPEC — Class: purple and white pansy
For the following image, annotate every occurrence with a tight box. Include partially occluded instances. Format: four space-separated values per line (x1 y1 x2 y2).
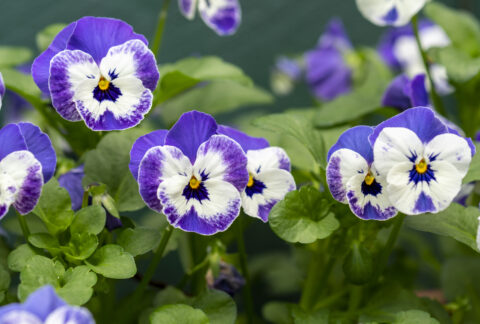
0 122 56 219
32 17 159 131
382 74 429 110
0 285 94 324
370 107 474 215
327 126 397 221
217 125 296 222
130 111 248 235
0 72 4 109
178 0 241 36
356 0 427 27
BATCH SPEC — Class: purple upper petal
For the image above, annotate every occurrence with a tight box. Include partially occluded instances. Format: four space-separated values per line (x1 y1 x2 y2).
165 111 218 163
0 124 27 160
382 74 429 110
17 123 56 182
66 17 148 64
23 286 66 320
217 125 269 152
32 22 76 95
327 126 374 163
58 166 84 211
129 130 168 180
198 0 241 36
369 107 450 145
317 18 352 51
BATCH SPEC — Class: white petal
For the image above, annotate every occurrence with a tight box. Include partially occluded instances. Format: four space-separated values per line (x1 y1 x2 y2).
246 147 290 174
326 148 369 203
373 127 424 176
425 133 472 178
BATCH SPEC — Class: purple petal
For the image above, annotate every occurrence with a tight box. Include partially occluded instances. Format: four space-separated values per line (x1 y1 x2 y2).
18 123 56 182
32 22 77 95
317 18 352 51
413 192 436 213
66 17 148 64
165 111 218 164
217 125 269 152
23 286 66 321
178 0 197 19
381 74 413 110
274 57 302 81
48 50 93 122
11 152 43 215
382 6 399 24
105 213 123 231
327 126 374 163
198 0 241 36
129 130 168 180
369 107 449 145
305 47 352 101
0 124 27 161
408 74 429 107
58 166 84 211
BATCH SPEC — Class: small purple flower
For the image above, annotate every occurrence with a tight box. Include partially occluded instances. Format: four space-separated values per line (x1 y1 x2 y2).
32 17 159 131
370 107 474 215
0 123 56 219
305 19 353 101
271 56 302 96
0 285 94 324
382 74 429 110
378 20 452 94
356 0 427 27
0 72 4 109
130 111 248 235
178 0 241 36
327 126 397 221
210 262 245 297
217 125 296 222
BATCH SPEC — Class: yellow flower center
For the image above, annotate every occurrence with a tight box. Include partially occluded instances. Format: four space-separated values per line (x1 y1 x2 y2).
364 171 375 186
247 175 254 187
415 159 428 174
189 176 201 189
98 77 110 91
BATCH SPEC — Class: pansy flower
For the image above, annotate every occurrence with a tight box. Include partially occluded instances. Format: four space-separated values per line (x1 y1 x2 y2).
327 126 397 220
32 17 159 131
217 125 296 222
0 72 4 109
356 0 427 27
0 123 56 218
178 0 241 36
378 20 452 94
0 285 94 324
130 111 248 235
382 74 429 110
305 18 353 101
370 107 475 215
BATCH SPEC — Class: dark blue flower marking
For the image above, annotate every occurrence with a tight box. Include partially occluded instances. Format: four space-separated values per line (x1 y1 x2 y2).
361 178 382 197
409 159 436 184
93 77 122 103
245 176 267 198
182 173 210 202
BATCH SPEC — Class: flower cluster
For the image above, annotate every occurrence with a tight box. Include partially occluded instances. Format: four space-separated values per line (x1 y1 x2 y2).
0 123 55 218
0 286 94 324
32 17 160 131
130 111 295 235
178 0 241 36
327 107 474 219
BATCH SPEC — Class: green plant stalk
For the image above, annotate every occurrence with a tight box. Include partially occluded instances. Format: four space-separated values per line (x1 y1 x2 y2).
411 15 446 116
16 211 30 241
177 255 210 289
374 214 405 280
300 252 335 310
132 225 173 300
236 218 255 324
151 0 171 59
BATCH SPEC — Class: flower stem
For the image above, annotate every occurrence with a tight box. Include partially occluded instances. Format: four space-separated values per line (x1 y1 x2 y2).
236 218 255 324
300 251 335 310
411 15 446 116
132 225 173 300
151 0 171 59
374 214 405 280
16 211 30 241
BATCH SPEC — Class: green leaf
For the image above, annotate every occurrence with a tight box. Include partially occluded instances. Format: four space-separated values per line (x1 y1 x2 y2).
406 204 479 251
159 80 273 125
57 266 97 305
36 23 66 52
314 49 390 127
190 290 236 324
151 304 210 324
463 144 480 183
154 286 189 306
70 205 106 235
117 227 161 257
28 233 60 250
0 265 10 303
83 130 146 212
342 242 374 285
85 244 136 279
253 110 326 167
33 178 75 235
269 186 339 244
0 46 32 67
7 244 37 272
63 233 98 261
425 2 480 56
291 306 328 324
262 302 294 324
1 68 42 101
431 47 480 83
441 257 480 302
393 310 439 324
18 255 63 301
